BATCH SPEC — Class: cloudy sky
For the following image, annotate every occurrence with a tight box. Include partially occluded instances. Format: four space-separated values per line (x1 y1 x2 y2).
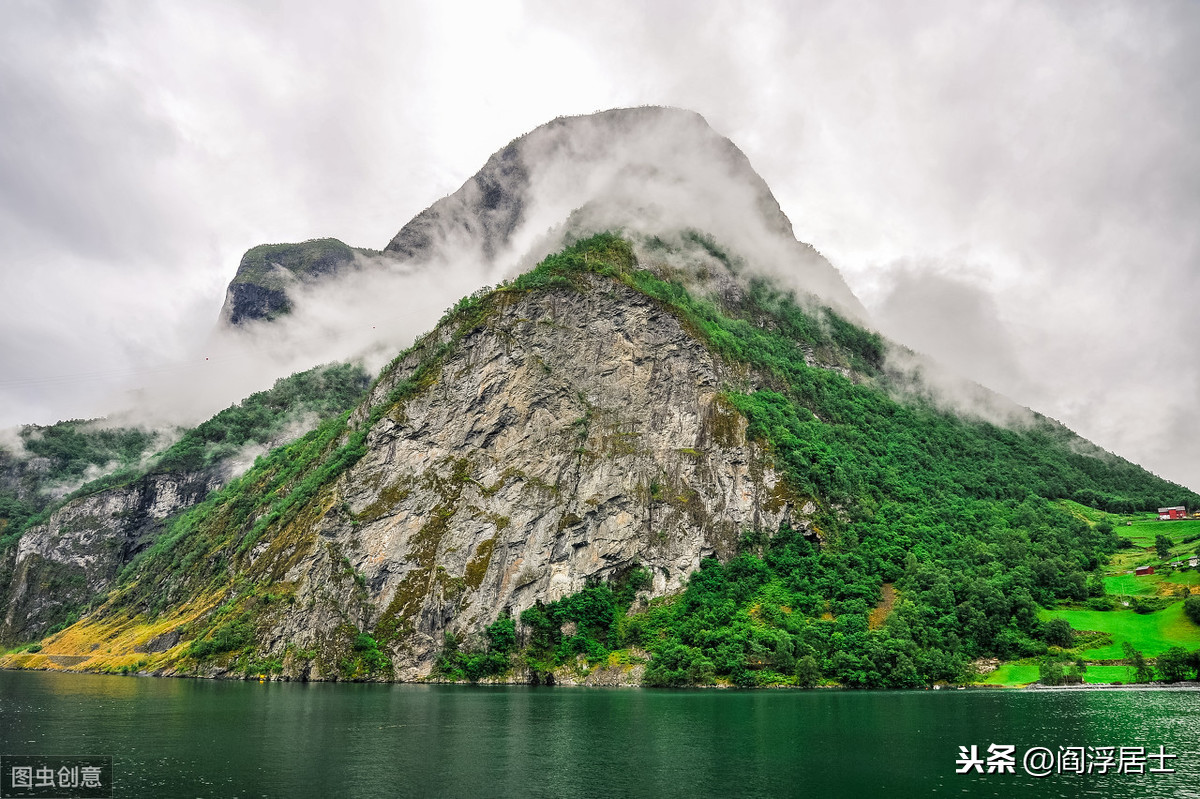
1 0 1197 490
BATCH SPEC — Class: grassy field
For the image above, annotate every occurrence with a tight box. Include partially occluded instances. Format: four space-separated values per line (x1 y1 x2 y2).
978 662 1039 686
1102 572 1163 596
1100 570 1197 594
1041 602 1200 659
1078 665 1135 684
1119 517 1200 547
978 661 1170 687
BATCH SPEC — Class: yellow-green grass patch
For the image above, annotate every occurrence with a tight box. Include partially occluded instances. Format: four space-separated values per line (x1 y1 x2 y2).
0 592 223 674
1104 549 1155 574
1055 499 1114 525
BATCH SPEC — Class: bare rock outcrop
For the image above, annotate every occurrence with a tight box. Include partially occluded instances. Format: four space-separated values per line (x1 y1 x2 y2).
0 471 222 642
254 276 809 678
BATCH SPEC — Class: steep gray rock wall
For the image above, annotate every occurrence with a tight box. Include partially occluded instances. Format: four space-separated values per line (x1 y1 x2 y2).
0 471 222 643
251 276 810 679
221 281 291 326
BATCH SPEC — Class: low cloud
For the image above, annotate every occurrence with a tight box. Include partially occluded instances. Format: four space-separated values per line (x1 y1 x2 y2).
1 0 1197 493
871 260 1030 404
109 255 485 431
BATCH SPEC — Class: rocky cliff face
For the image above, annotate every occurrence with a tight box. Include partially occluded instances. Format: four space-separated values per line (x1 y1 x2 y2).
0 470 222 642
4 237 825 679
386 138 528 265
259 274 806 679
219 238 389 326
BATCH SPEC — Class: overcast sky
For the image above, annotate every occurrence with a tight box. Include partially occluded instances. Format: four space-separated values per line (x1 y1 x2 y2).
1 0 1197 491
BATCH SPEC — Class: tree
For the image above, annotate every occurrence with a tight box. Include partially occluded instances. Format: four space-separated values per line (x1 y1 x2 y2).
1155 647 1192 683
486 616 517 654
796 655 822 688
1155 534 1172 560
1038 657 1065 686
1042 617 1075 648
1123 642 1154 683
1184 595 1200 626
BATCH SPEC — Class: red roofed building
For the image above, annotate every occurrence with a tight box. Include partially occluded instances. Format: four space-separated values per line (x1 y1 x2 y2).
1157 506 1187 520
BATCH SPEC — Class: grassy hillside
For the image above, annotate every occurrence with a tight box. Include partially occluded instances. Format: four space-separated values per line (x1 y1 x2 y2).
1041 603 1200 659
968 501 1200 686
231 239 380 289
151 362 370 474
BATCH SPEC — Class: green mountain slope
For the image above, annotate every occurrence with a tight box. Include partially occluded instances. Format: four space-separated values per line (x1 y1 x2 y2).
432 235 1200 687
6 234 1196 686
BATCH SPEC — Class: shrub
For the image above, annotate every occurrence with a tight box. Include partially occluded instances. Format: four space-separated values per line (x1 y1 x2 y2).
1042 617 1075 648
1184 595 1200 626
1155 646 1192 682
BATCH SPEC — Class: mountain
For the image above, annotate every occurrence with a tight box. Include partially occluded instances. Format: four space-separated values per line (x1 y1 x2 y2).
218 107 866 329
0 363 371 643
2 109 1197 687
220 239 384 325
3 232 1195 686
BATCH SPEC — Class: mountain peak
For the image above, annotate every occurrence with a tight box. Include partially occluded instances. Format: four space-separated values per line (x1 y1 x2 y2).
220 107 866 327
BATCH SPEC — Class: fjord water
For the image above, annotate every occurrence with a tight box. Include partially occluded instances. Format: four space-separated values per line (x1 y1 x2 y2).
1 671 1197 799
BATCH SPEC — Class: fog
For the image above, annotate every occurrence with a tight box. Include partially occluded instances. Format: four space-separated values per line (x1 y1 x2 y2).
99 106 870 430
1 1 1196 490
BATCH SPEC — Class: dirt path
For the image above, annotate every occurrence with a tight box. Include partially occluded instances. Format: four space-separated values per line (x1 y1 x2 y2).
868 583 897 629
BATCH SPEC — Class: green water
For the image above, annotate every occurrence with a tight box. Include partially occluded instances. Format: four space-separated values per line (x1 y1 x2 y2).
1 671 1197 798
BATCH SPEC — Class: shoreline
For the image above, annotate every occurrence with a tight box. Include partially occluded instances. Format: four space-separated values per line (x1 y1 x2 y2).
5 664 1200 692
